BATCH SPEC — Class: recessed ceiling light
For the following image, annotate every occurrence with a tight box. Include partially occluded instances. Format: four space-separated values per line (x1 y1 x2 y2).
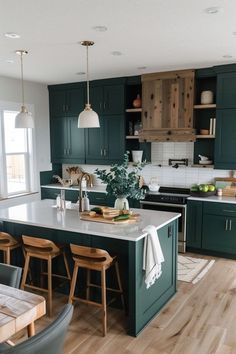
4 32 20 39
204 7 220 14
111 51 122 56
233 31 236 36
76 71 86 75
6 59 14 64
137 66 147 70
92 26 108 32
223 54 233 58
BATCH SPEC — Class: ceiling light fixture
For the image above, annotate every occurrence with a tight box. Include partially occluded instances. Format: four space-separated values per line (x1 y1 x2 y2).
205 6 220 14
223 54 233 58
78 41 99 128
4 32 20 39
15 50 34 128
92 25 108 32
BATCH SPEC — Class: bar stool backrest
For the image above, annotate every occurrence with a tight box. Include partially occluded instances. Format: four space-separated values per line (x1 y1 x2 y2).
22 235 60 254
70 244 113 266
0 232 18 247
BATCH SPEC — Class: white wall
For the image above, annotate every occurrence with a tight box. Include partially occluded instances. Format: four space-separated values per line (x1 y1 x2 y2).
0 76 51 207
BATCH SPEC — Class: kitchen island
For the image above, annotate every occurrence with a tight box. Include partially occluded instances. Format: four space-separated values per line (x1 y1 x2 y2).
0 199 180 336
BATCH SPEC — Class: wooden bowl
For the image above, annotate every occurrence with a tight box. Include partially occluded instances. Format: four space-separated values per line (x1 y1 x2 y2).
200 129 209 135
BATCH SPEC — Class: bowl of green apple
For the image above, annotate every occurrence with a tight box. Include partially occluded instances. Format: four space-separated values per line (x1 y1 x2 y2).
190 183 216 197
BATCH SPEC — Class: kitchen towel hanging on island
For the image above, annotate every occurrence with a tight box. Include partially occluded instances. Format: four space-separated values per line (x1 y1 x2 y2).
142 225 165 289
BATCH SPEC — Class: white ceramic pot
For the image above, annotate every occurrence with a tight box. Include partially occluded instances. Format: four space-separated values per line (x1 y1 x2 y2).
132 150 143 163
200 91 213 105
114 196 129 210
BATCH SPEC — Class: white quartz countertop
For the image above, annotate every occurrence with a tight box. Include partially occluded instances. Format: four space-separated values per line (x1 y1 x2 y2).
41 184 107 193
0 199 180 242
188 195 236 204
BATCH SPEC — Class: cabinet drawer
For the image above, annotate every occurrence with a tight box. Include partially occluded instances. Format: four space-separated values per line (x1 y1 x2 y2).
203 202 236 216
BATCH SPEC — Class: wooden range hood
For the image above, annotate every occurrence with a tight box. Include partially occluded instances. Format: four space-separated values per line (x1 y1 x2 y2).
139 69 196 142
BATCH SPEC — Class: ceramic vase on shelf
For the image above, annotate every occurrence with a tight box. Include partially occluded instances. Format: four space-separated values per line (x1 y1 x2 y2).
114 196 129 210
132 94 142 108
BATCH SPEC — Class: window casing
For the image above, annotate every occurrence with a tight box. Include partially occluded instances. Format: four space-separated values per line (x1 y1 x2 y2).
0 101 36 199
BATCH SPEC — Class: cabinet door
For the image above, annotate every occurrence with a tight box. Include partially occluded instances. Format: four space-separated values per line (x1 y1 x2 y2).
50 117 68 162
186 200 202 249
214 109 236 169
217 72 236 108
103 115 125 163
202 214 236 255
67 117 85 163
49 90 66 117
85 118 104 164
103 84 125 115
67 87 85 116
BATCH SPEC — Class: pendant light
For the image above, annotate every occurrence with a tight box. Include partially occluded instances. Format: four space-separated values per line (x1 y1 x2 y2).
15 50 34 128
78 41 100 128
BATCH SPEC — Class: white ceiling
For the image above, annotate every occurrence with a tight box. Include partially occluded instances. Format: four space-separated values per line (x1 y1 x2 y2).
0 0 236 85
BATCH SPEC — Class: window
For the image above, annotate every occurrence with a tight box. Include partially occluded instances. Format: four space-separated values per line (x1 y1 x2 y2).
0 103 36 198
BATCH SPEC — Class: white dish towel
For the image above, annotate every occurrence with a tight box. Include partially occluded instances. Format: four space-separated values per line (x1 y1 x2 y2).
142 225 165 289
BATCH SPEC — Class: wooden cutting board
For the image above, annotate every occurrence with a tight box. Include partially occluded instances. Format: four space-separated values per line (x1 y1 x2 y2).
80 213 140 225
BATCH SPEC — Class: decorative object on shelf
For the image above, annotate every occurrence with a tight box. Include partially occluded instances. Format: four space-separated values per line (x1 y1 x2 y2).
95 152 145 209
15 50 34 128
78 41 100 128
132 94 142 108
198 154 212 165
132 150 143 163
200 90 213 105
200 129 209 135
133 121 142 135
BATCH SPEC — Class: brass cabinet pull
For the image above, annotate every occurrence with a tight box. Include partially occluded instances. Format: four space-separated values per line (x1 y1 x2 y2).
225 219 228 231
100 148 103 156
229 219 232 231
103 149 106 156
223 209 236 213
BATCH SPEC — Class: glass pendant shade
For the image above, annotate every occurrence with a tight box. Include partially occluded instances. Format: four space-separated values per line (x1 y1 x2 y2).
15 105 34 128
15 50 34 128
78 104 100 128
78 41 100 128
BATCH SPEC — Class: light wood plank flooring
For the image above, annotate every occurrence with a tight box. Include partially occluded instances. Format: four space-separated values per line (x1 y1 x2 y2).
12 254 236 353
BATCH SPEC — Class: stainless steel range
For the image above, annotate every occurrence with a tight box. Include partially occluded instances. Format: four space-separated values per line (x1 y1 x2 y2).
140 186 190 253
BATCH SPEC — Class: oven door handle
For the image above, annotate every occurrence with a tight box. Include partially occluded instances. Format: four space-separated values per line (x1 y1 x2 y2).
140 201 186 209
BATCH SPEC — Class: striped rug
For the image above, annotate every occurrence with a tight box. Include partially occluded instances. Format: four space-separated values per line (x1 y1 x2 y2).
178 255 215 284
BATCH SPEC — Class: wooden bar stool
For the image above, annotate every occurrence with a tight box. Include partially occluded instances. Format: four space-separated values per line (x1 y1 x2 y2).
0 232 21 265
68 244 124 336
21 235 71 317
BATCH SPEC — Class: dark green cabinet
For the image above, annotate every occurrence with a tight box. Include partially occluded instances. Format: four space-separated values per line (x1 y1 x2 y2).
90 82 125 115
49 86 85 117
86 114 125 164
202 202 236 255
217 72 236 109
186 200 203 249
214 109 236 169
50 116 85 163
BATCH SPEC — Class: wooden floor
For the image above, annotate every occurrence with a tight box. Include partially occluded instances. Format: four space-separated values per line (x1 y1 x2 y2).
12 254 236 353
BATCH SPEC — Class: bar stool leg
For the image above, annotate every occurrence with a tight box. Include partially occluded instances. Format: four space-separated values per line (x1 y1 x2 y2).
6 249 10 265
21 253 31 289
115 261 125 309
86 269 91 300
101 267 107 337
68 263 79 304
62 251 71 280
48 256 52 317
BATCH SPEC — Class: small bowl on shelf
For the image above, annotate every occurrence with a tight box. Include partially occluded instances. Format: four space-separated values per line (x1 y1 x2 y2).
200 129 209 135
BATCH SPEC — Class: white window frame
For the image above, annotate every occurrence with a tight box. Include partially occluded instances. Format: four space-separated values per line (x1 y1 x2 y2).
0 101 37 199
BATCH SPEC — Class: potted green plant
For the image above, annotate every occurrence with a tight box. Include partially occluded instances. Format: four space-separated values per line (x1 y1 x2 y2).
94 152 145 210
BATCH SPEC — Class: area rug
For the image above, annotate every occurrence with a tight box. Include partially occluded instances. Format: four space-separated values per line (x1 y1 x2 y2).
178 255 215 284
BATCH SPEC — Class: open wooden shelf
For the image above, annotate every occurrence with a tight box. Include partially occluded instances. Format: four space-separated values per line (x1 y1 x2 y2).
125 108 142 113
196 135 215 139
194 104 216 109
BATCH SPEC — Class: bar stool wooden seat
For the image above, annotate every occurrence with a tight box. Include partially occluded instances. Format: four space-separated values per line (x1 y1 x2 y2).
68 244 124 336
0 232 21 265
21 235 71 317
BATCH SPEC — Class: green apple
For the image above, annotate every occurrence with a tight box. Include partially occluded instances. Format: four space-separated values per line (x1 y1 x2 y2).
191 184 199 192
199 184 209 192
208 184 215 192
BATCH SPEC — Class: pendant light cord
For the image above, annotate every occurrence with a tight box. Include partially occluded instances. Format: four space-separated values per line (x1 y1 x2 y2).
86 44 90 106
20 52 25 106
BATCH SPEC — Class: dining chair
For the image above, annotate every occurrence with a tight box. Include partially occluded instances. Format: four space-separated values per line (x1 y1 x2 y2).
0 263 22 288
0 304 73 354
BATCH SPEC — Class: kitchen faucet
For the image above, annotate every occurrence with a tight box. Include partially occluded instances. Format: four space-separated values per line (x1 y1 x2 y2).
77 172 92 212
